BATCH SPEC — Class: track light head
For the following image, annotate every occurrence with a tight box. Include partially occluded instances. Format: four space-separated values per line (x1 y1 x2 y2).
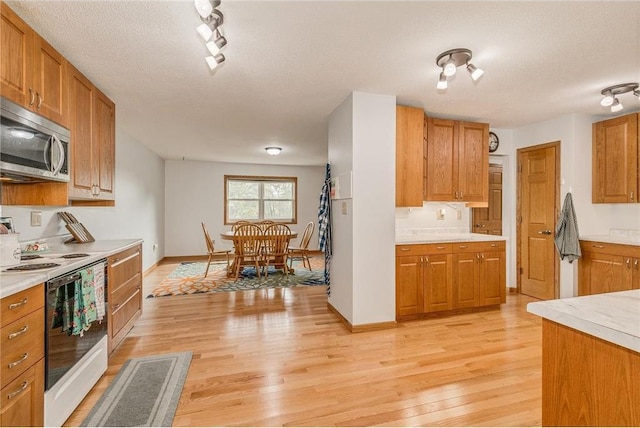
443 58 457 77
611 98 624 113
600 92 614 107
205 53 225 70
437 72 448 90
466 63 484 81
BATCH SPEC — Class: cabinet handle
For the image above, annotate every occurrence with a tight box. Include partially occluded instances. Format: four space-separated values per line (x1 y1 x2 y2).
36 92 43 110
8 298 28 310
8 325 28 340
476 253 480 259
592 245 605 249
635 259 639 268
459 245 468 249
460 191 464 199
424 256 429 263
400 248 411 252
7 382 28 400
8 353 28 369
490 243 498 247
481 254 485 259
631 191 634 201
626 259 631 268
28 88 35 106
436 246 445 250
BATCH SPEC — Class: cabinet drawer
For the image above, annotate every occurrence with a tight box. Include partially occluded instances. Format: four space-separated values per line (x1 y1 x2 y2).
1 285 44 328
1 310 44 389
111 272 142 308
452 241 505 253
580 241 640 258
0 358 44 427
396 243 452 256
111 287 141 339
109 246 141 284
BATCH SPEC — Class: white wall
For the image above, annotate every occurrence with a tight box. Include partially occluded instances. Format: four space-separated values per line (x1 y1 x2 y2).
164 160 325 256
511 113 640 297
0 129 166 271
327 91 396 326
395 202 471 231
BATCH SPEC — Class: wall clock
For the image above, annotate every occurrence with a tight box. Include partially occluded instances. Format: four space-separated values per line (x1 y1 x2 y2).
489 131 499 153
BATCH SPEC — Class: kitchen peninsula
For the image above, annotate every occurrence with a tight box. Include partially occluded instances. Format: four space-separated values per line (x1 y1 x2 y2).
528 290 640 426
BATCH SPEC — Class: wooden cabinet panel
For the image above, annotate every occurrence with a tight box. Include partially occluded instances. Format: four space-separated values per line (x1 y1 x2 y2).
592 113 639 203
1 284 44 328
93 88 115 200
396 105 424 207
453 252 479 309
395 255 422 316
31 34 66 125
107 245 142 353
0 4 30 107
425 117 489 202
423 254 452 312
479 251 506 305
0 359 44 427
1 310 44 389
578 240 640 296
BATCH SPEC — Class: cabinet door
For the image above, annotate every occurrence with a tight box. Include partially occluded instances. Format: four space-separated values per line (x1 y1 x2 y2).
67 65 95 199
633 258 640 290
457 121 489 202
396 255 423 316
592 113 639 203
479 250 505 305
31 34 65 125
423 254 452 312
108 246 142 353
0 4 31 107
587 252 633 295
453 252 479 308
426 117 457 201
0 359 44 427
395 106 424 207
93 88 115 200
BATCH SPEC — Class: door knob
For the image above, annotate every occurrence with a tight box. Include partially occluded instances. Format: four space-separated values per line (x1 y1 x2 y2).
537 230 552 235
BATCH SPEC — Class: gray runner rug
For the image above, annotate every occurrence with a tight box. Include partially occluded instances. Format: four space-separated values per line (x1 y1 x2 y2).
81 352 192 427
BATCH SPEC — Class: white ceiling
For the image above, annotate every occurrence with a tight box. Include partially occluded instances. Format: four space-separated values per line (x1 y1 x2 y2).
7 1 640 166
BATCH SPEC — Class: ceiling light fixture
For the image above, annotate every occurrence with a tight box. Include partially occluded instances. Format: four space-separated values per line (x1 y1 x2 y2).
194 0 227 71
265 147 282 156
435 48 484 90
599 83 639 112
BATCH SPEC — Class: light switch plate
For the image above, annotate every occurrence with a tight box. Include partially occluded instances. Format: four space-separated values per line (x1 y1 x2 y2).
341 201 348 215
31 211 42 227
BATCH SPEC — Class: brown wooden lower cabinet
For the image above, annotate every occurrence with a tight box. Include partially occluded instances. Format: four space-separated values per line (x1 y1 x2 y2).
107 244 143 354
396 241 505 318
578 240 640 296
542 319 640 426
0 285 45 427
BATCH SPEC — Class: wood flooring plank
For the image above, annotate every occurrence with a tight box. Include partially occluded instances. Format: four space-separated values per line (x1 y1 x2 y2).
64 261 543 427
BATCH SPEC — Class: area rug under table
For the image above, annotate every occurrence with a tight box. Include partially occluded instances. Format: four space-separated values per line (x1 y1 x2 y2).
81 352 192 427
148 257 325 297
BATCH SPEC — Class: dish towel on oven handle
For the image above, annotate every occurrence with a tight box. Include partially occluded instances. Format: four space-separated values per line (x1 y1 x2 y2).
554 192 581 263
72 266 101 336
93 262 106 320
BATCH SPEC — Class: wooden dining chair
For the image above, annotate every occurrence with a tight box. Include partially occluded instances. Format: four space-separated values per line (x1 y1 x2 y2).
257 220 275 231
231 220 251 231
288 221 315 271
261 223 291 276
231 223 263 280
201 222 231 277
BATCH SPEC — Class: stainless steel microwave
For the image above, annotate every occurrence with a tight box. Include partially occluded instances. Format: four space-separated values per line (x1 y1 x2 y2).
0 97 70 183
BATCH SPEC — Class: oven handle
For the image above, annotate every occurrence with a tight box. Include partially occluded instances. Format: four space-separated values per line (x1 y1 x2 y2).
47 272 82 291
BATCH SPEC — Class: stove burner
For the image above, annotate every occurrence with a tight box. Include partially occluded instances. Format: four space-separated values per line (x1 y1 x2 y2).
5 262 61 271
59 253 91 259
21 254 43 261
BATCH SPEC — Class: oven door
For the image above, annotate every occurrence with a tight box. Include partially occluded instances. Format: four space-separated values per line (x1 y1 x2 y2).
45 264 107 390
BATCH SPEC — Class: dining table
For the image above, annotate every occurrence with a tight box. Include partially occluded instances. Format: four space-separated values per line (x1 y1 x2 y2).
220 230 299 277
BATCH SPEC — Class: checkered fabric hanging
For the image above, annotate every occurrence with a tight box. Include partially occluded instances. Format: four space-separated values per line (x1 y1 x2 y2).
318 163 332 294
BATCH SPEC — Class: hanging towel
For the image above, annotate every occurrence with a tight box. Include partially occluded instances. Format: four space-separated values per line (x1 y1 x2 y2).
318 163 332 294
554 192 581 263
93 262 106 320
71 266 99 336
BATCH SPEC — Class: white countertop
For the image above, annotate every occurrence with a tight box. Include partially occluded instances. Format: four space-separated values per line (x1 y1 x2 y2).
396 232 508 245
0 239 142 299
580 235 640 247
527 290 640 353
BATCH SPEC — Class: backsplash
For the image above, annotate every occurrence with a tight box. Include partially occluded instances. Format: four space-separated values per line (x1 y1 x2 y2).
395 202 471 231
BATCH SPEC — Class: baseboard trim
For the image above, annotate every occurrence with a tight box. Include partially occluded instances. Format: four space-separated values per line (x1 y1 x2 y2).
327 301 397 333
143 260 160 277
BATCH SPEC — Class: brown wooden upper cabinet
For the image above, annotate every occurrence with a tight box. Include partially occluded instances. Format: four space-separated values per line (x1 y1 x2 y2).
0 3 66 126
67 64 116 204
592 113 639 203
425 117 489 202
396 105 425 207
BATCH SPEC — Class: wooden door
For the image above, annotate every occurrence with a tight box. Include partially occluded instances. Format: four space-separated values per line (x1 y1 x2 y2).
457 121 489 202
93 88 115 200
426 117 457 201
592 114 638 203
453 252 478 308
518 143 559 300
0 4 31 107
31 34 66 126
479 250 505 305
395 106 424 207
67 65 95 199
423 254 452 312
473 164 503 235
395 256 422 316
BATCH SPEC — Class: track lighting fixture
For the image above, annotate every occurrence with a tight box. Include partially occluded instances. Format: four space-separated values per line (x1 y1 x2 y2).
194 0 227 71
435 48 484 90
599 83 639 113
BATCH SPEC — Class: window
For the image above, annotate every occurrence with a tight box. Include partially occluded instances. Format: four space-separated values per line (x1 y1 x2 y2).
224 175 297 224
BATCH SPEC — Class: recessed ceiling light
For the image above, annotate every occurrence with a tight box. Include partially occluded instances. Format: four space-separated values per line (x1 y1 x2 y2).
265 147 282 156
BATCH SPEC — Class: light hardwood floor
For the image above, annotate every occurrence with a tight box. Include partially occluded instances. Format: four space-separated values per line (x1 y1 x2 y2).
65 260 543 427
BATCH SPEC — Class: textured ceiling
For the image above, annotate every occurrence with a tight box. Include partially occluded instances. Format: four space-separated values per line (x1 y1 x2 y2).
6 1 640 166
